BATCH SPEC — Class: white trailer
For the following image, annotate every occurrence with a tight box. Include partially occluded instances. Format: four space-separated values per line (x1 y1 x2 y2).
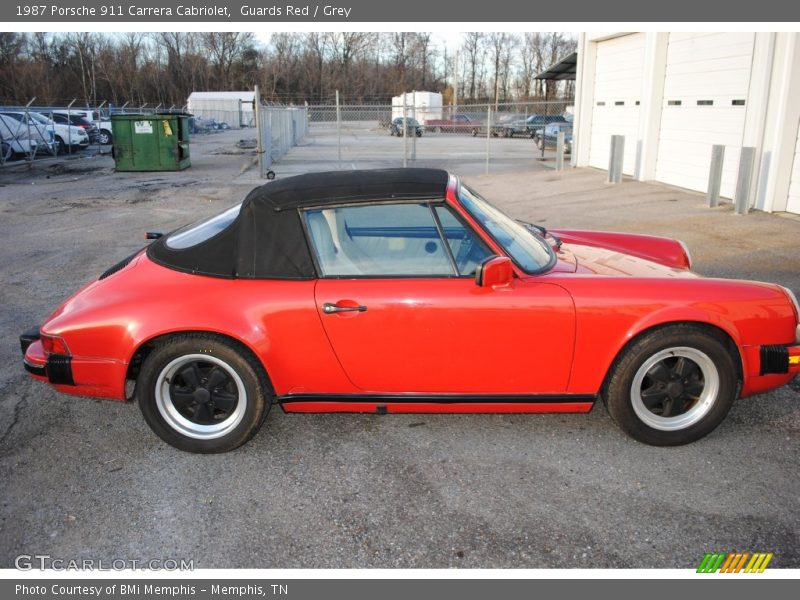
391 91 443 124
187 91 256 128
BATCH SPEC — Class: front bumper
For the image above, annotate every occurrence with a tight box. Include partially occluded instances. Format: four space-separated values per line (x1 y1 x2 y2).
759 344 800 375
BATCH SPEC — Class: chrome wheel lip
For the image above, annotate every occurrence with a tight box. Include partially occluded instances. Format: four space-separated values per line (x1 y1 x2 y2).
155 354 247 440
630 346 720 432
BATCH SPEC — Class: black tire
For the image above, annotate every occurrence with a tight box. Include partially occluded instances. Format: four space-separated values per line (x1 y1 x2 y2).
137 334 271 453
98 129 112 145
471 129 478 137
603 324 738 446
416 130 422 137
266 170 276 180
389 128 395 136
54 136 66 155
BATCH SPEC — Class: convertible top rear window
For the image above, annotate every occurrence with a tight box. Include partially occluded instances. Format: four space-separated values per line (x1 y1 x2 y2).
166 203 242 250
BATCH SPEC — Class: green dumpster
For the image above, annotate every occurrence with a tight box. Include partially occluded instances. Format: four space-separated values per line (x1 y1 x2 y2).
111 113 191 171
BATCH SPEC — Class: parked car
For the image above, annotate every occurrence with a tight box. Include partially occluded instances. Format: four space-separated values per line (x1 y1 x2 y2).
188 117 230 134
46 112 100 144
20 169 800 453
532 122 573 154
389 117 424 137
424 113 483 134
492 113 530 137
524 114 569 137
0 114 57 159
0 110 89 154
56 109 114 145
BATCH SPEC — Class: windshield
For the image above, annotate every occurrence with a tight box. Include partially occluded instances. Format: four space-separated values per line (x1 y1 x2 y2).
458 184 554 273
29 113 52 125
166 203 242 249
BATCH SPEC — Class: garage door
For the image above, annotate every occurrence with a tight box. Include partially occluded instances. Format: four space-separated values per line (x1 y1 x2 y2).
655 32 755 198
589 33 645 175
787 120 800 215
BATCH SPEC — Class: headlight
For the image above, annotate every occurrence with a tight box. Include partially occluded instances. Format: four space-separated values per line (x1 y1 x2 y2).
677 239 693 269
780 286 800 322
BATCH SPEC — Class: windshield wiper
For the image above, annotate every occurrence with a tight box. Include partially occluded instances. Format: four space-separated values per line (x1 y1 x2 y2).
518 220 563 251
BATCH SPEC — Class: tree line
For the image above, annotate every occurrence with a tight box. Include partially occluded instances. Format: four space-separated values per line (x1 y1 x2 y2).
0 32 576 108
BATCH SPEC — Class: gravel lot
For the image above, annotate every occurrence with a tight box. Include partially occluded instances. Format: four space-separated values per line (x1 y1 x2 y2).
0 127 798 569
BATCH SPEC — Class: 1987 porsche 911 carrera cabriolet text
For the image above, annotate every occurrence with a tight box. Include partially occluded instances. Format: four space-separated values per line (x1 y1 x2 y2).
20 169 800 452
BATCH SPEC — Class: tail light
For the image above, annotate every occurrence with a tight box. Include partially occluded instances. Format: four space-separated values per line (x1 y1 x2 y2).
40 334 70 356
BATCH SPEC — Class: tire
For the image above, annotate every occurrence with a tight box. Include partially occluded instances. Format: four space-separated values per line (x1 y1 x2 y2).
137 334 271 453
54 136 66 155
98 129 112 145
603 324 738 446
389 128 395 136
471 129 478 137
416 130 422 137
435 126 442 134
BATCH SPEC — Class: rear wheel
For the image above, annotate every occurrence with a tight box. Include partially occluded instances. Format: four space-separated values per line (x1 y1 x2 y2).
98 129 112 145
54 136 66 155
137 335 271 453
604 324 738 445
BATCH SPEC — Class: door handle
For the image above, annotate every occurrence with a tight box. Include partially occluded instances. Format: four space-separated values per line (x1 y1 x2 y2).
323 302 368 314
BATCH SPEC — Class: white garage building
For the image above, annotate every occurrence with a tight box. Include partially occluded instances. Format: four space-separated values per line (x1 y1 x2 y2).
572 32 800 215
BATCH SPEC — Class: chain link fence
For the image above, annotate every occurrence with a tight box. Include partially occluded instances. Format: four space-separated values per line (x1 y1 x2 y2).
302 99 573 173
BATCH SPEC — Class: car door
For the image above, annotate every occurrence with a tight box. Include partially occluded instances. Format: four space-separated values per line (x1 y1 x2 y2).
306 201 575 395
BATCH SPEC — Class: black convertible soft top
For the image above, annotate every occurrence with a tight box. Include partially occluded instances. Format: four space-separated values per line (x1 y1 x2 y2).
147 168 451 279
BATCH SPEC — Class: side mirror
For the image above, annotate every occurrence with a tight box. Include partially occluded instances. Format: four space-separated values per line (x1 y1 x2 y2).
475 256 513 288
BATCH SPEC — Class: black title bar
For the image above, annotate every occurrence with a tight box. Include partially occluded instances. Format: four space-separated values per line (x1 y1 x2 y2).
4 0 800 22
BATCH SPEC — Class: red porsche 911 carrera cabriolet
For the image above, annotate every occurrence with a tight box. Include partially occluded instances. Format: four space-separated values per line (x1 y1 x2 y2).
20 169 800 452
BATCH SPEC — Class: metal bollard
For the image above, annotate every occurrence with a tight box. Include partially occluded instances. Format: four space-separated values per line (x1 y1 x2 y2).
707 145 725 207
555 131 565 171
607 135 624 184
734 147 756 215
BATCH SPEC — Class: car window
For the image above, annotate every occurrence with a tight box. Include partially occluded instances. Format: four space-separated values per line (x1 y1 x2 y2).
304 203 455 277
434 206 493 276
458 184 554 273
166 203 241 249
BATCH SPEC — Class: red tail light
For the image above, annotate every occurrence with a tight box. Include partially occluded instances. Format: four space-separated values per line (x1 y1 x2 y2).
41 334 70 355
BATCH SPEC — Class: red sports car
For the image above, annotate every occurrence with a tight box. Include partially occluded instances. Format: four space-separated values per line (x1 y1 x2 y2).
20 169 800 453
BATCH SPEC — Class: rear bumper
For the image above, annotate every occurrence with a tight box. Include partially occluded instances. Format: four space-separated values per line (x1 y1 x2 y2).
20 329 74 385
20 327 126 399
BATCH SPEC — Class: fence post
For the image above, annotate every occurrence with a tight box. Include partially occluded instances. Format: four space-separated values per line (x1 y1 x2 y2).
411 91 417 161
555 131 565 171
403 102 409 168
707 145 725 207
254 84 271 178
607 135 625 184
485 105 491 175
734 147 756 215
335 90 341 169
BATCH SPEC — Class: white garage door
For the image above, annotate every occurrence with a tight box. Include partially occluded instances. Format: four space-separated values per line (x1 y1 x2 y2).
787 120 800 215
589 33 645 175
655 32 755 198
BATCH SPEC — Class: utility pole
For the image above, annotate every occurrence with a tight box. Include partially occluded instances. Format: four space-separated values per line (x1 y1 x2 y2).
453 49 459 110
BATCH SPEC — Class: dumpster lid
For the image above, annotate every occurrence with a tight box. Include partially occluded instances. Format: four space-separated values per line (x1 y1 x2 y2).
147 168 449 279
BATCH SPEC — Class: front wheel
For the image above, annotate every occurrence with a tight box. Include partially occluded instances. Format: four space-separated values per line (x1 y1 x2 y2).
137 335 271 453
98 130 112 145
604 325 738 445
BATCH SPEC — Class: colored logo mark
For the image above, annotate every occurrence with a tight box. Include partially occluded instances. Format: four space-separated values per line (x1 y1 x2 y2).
697 552 773 573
